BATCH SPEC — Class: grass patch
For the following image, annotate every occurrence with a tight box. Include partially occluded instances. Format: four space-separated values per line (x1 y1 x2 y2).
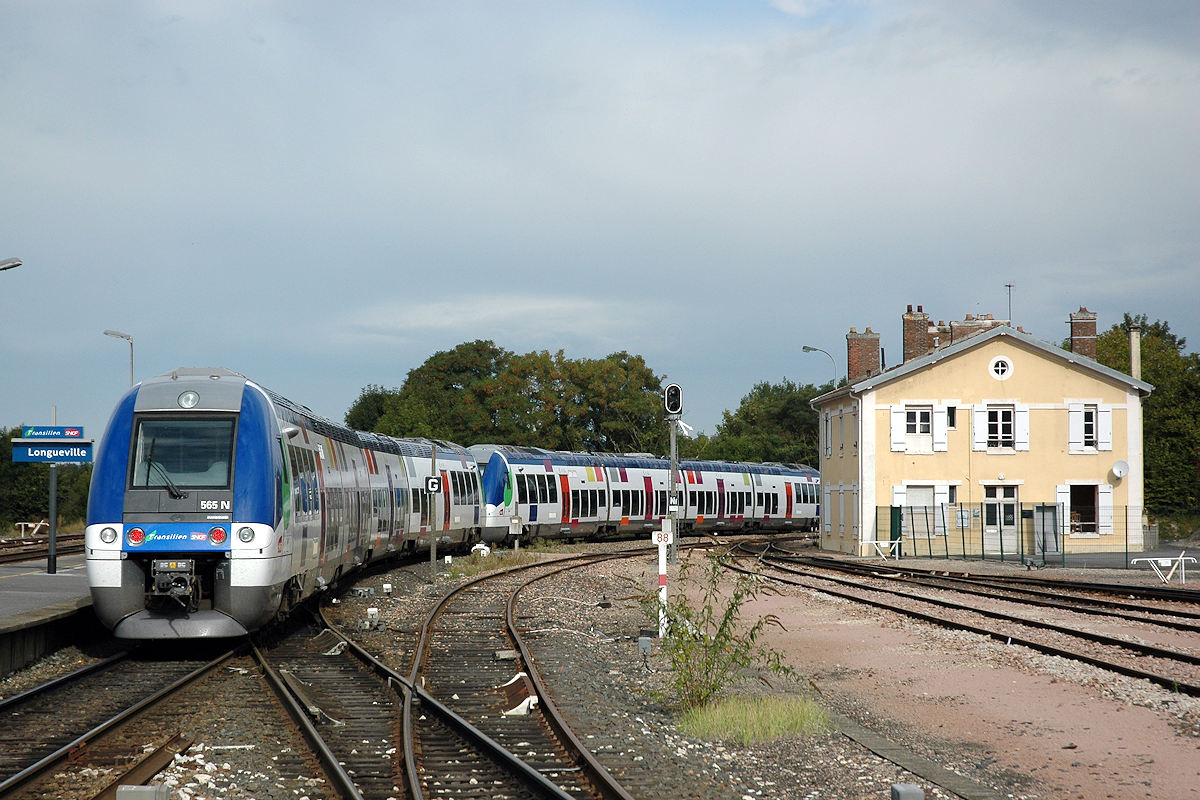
447 547 543 579
678 695 830 745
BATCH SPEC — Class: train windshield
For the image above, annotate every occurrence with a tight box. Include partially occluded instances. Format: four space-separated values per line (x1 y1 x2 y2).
130 416 235 491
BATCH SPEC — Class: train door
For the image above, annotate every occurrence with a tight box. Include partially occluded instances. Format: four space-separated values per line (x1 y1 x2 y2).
983 485 1019 554
315 449 328 571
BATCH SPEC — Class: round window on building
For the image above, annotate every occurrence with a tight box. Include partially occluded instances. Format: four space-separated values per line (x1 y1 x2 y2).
988 356 1013 381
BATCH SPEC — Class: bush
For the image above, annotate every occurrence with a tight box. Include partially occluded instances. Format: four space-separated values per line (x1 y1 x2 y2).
651 547 797 710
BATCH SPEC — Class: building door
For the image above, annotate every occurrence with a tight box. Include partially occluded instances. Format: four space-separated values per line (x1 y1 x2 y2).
984 485 1018 554
1033 504 1061 558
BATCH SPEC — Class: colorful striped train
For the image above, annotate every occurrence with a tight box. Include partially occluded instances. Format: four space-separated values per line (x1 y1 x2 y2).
85 368 819 639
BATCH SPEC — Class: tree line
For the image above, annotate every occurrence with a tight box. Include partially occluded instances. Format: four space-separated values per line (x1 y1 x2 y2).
344 339 832 467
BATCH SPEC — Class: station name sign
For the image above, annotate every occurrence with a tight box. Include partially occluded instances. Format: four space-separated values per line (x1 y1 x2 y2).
12 426 93 463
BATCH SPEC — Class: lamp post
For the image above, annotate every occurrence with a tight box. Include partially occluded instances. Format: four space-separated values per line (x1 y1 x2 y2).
802 345 837 387
0 257 22 272
104 329 134 386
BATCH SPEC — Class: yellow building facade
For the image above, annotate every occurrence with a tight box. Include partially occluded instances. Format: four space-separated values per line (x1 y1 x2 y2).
813 325 1153 558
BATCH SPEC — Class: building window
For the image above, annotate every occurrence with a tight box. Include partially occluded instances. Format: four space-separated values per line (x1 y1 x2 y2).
906 407 931 434
946 406 957 429
987 406 1015 448
1082 405 1098 448
989 356 1014 381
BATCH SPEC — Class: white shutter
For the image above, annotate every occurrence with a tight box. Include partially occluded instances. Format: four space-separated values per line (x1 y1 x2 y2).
891 485 906 507
933 484 950 535
1068 403 1084 453
1098 406 1113 451
933 404 948 452
890 406 906 452
823 487 831 532
972 406 987 451
1098 483 1114 535
1056 484 1071 537
1015 405 1031 451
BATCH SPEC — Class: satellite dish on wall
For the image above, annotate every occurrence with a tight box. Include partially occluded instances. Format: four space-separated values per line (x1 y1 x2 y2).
1111 460 1129 479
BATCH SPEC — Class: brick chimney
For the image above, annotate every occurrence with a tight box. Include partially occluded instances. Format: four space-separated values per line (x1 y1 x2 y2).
1069 307 1098 360
847 327 881 382
903 304 932 362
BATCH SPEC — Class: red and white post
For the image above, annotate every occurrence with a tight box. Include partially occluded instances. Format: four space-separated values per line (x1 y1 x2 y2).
654 518 674 638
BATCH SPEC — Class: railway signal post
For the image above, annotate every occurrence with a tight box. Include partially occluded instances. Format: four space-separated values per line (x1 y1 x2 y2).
664 384 683 565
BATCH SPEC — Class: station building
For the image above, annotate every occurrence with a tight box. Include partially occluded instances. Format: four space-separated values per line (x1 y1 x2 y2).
811 306 1153 558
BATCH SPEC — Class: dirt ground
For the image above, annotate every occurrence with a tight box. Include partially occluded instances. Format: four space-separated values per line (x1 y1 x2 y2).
742 572 1200 799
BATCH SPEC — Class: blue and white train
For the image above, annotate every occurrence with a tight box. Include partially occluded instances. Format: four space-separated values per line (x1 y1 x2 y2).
85 368 818 639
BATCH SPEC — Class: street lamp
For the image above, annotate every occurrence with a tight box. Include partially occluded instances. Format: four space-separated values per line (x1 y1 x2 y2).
802 344 838 387
104 329 134 386
0 257 22 272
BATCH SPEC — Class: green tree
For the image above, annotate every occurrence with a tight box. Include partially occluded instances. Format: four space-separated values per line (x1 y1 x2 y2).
344 384 395 432
1094 315 1200 514
702 379 830 466
357 342 669 452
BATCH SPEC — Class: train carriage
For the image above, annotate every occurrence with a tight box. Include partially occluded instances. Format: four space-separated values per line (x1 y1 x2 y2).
89 369 820 639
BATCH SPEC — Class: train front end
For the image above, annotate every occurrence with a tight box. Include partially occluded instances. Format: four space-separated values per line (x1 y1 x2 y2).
86 368 289 639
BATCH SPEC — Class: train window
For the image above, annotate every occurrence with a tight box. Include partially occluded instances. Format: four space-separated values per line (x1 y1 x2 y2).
538 475 549 504
517 475 529 504
130 416 235 490
598 490 606 509
548 477 558 503
588 490 598 517
571 490 580 516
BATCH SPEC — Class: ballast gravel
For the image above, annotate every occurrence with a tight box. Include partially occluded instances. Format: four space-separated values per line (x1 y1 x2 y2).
4 544 1197 799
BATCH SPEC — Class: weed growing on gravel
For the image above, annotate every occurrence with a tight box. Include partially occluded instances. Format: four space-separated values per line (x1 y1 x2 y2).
651 549 798 710
678 694 829 744
448 548 542 578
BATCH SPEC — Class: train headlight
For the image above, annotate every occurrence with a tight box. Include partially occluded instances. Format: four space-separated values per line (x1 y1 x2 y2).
100 527 118 544
237 527 255 543
178 391 199 409
126 527 145 546
209 526 228 545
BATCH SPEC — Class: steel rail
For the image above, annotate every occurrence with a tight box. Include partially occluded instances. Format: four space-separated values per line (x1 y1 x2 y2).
0 649 236 798
314 606 579 800
758 549 1200 631
506 561 641 800
759 555 1200 667
0 651 129 713
789 552 1200 604
249 640 365 800
724 555 1200 698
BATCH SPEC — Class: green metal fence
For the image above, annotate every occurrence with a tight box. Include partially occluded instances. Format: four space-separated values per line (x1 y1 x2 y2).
871 504 1156 567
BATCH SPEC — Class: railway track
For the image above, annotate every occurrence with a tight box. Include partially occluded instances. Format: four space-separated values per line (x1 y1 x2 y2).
732 545 1200 697
0 647 235 799
0 533 85 565
250 551 641 799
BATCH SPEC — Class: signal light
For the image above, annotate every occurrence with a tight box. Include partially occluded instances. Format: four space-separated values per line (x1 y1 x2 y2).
209 526 228 545
127 527 145 546
664 383 683 415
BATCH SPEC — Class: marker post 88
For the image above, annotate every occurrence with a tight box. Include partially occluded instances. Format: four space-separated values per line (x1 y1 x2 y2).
653 520 673 638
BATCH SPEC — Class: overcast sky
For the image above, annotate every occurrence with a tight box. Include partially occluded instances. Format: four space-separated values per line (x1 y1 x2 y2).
2 1 1197 443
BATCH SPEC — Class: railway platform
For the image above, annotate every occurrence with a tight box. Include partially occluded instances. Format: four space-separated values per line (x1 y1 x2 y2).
0 552 100 678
